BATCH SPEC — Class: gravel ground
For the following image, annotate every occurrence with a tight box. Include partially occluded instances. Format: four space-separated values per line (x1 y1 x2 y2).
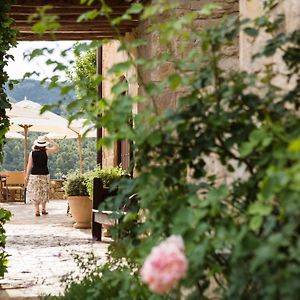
0 200 108 300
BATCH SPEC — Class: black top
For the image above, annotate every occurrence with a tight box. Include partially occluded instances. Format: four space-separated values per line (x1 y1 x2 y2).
31 150 49 175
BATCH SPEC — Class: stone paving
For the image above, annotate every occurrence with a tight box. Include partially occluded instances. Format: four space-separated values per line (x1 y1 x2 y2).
0 200 109 300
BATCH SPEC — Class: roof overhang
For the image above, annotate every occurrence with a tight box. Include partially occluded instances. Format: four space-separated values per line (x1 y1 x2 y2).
10 0 143 41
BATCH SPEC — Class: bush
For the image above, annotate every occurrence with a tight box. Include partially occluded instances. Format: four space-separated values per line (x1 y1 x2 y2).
85 166 127 197
63 172 89 197
0 208 12 277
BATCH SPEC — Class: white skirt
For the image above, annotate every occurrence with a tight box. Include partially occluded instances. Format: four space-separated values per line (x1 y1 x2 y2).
26 174 50 204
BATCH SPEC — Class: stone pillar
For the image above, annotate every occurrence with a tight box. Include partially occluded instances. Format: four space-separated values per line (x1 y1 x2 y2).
239 0 300 86
239 0 263 72
284 0 300 32
240 0 300 70
101 33 138 168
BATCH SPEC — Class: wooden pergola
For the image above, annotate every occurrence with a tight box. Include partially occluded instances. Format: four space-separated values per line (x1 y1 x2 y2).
10 0 142 41
9 0 144 168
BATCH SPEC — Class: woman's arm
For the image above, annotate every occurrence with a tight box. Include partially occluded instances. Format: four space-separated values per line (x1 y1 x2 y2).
45 137 59 155
25 152 33 187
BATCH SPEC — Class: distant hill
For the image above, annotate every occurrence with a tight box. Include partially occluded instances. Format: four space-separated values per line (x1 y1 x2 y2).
5 79 75 106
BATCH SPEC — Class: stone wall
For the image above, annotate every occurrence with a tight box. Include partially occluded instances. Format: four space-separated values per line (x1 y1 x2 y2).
49 179 65 200
101 0 239 168
240 0 300 81
136 0 239 111
100 0 300 179
101 33 138 168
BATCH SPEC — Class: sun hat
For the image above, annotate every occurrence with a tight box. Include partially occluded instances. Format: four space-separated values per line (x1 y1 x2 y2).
33 135 49 147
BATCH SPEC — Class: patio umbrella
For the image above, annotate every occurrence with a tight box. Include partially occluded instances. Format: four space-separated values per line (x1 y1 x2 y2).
46 119 96 175
7 98 77 170
6 131 24 139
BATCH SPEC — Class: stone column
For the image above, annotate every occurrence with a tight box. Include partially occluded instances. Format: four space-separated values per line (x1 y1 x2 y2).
239 0 300 87
239 0 264 72
284 0 300 32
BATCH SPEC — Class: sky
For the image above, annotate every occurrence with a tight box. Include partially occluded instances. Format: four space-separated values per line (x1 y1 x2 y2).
6 41 76 81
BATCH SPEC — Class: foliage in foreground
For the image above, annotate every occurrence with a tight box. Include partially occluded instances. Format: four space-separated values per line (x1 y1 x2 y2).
28 0 300 299
0 0 17 279
0 208 11 277
0 0 17 162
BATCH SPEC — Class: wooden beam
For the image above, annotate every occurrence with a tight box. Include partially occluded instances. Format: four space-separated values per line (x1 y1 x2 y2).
12 4 130 10
11 0 143 41
14 25 133 31
18 37 116 41
13 19 138 26
14 0 132 6
10 7 131 16
18 30 128 35
10 14 139 22
17 32 123 41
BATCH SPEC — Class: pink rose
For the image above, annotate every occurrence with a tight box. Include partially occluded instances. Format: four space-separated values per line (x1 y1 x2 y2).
140 235 188 294
163 235 185 251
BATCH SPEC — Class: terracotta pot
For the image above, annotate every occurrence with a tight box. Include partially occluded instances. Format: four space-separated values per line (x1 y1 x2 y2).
67 196 92 229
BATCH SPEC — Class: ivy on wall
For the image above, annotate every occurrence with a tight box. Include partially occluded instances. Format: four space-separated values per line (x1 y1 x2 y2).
0 0 17 279
0 0 17 162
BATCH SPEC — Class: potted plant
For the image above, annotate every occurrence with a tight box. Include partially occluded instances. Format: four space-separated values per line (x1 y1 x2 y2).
63 172 92 229
86 166 127 198
86 166 127 238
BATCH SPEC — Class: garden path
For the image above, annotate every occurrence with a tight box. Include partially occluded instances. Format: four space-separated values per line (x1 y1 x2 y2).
0 200 108 300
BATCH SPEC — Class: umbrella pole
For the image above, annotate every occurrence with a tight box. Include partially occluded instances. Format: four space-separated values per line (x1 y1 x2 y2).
21 125 30 171
77 134 83 175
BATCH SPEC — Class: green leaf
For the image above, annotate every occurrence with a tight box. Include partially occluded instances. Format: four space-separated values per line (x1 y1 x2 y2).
250 215 263 231
244 27 259 37
126 3 143 15
239 141 255 157
148 131 162 146
77 9 99 22
248 202 272 216
288 139 300 152
108 61 132 75
168 74 182 90
141 5 160 19
60 85 73 95
199 4 222 16
111 81 128 96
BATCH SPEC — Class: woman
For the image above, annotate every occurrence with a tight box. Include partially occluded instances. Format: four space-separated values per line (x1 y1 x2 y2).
25 135 59 216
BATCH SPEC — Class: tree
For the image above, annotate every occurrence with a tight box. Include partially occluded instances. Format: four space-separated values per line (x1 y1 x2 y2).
65 47 97 120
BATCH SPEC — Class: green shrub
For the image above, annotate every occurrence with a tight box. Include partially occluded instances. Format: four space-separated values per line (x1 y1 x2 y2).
0 208 12 277
44 253 152 300
85 166 127 197
63 172 89 197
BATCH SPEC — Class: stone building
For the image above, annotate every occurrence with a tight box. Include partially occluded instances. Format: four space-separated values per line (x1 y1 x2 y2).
102 0 239 168
9 0 300 171
101 0 300 172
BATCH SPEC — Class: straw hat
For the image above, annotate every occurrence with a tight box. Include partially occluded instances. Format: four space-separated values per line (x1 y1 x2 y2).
33 135 49 147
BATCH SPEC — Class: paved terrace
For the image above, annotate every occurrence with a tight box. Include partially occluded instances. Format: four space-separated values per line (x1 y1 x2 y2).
0 200 108 300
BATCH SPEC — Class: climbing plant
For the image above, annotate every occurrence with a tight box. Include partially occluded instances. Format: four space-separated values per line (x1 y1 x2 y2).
25 0 300 299
0 0 17 162
0 208 11 278
0 0 17 279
